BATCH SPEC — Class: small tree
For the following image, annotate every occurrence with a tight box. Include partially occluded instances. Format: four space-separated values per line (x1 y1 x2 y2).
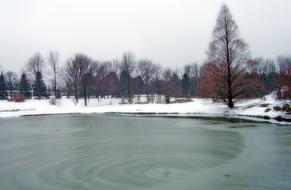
105 71 118 98
181 72 190 97
81 72 94 106
119 70 129 102
0 73 7 100
81 60 97 106
119 52 136 102
133 75 144 101
153 64 162 99
26 53 44 78
48 51 59 98
187 63 200 96
19 73 31 98
5 71 18 100
138 59 155 101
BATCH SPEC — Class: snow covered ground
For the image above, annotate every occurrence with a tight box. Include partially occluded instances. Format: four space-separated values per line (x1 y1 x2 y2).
0 95 290 124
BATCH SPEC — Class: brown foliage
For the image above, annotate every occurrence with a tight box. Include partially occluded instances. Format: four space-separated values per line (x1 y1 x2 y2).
197 63 218 99
277 61 291 99
13 92 25 102
198 60 266 100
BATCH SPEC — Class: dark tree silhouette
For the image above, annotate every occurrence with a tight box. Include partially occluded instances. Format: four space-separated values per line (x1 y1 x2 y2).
33 71 47 99
119 52 136 103
181 72 190 97
133 75 144 100
119 70 129 102
19 73 31 98
81 72 94 106
81 60 97 106
152 64 162 99
0 73 7 100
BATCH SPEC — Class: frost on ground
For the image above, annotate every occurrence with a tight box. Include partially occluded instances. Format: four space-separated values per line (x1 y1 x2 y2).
0 95 290 124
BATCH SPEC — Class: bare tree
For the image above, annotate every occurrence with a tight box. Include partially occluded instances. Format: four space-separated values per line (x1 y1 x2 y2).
66 56 81 103
65 53 97 106
81 60 98 106
119 52 136 102
112 59 120 76
276 55 291 99
95 62 111 100
182 64 200 96
207 4 249 108
153 64 162 99
26 53 46 99
277 56 291 74
253 57 265 77
48 51 59 98
189 63 200 96
162 68 173 103
26 53 44 78
5 71 18 100
138 59 155 101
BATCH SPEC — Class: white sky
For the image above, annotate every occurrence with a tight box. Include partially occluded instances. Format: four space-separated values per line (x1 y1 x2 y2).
0 0 291 72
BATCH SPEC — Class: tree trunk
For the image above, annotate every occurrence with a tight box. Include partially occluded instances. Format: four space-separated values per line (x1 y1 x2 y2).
74 83 78 103
127 75 131 103
84 86 87 106
54 68 57 98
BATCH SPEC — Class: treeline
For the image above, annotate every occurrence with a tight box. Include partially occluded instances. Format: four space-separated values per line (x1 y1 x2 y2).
0 4 290 107
0 51 289 104
0 51 202 105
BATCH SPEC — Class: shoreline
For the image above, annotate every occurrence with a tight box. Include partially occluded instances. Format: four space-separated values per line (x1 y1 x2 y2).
0 97 290 125
1 111 289 126
105 112 290 125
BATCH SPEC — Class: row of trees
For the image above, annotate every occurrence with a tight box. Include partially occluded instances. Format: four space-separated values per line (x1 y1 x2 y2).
0 50 288 104
0 51 202 104
0 52 58 100
64 52 202 105
0 4 290 108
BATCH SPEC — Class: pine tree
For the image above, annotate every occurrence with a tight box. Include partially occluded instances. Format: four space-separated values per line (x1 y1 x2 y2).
119 70 129 100
182 73 190 96
20 73 31 98
33 71 47 99
0 73 8 100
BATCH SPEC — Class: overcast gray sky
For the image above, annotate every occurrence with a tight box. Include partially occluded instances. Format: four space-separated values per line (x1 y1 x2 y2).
0 0 291 72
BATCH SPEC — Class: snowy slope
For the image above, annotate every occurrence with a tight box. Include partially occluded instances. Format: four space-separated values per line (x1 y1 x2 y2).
0 96 290 124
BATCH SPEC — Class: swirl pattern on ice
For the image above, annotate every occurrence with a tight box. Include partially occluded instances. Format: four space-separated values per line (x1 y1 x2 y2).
0 115 243 190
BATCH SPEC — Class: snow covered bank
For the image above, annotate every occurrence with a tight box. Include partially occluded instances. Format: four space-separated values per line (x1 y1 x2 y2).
0 96 290 125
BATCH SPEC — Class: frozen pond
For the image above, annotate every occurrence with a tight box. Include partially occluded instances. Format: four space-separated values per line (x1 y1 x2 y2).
0 115 290 190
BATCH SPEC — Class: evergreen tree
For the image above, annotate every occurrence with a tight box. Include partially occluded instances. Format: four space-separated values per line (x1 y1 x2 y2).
119 70 129 99
20 73 31 98
0 73 8 100
182 73 190 96
33 71 47 99
133 75 144 100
